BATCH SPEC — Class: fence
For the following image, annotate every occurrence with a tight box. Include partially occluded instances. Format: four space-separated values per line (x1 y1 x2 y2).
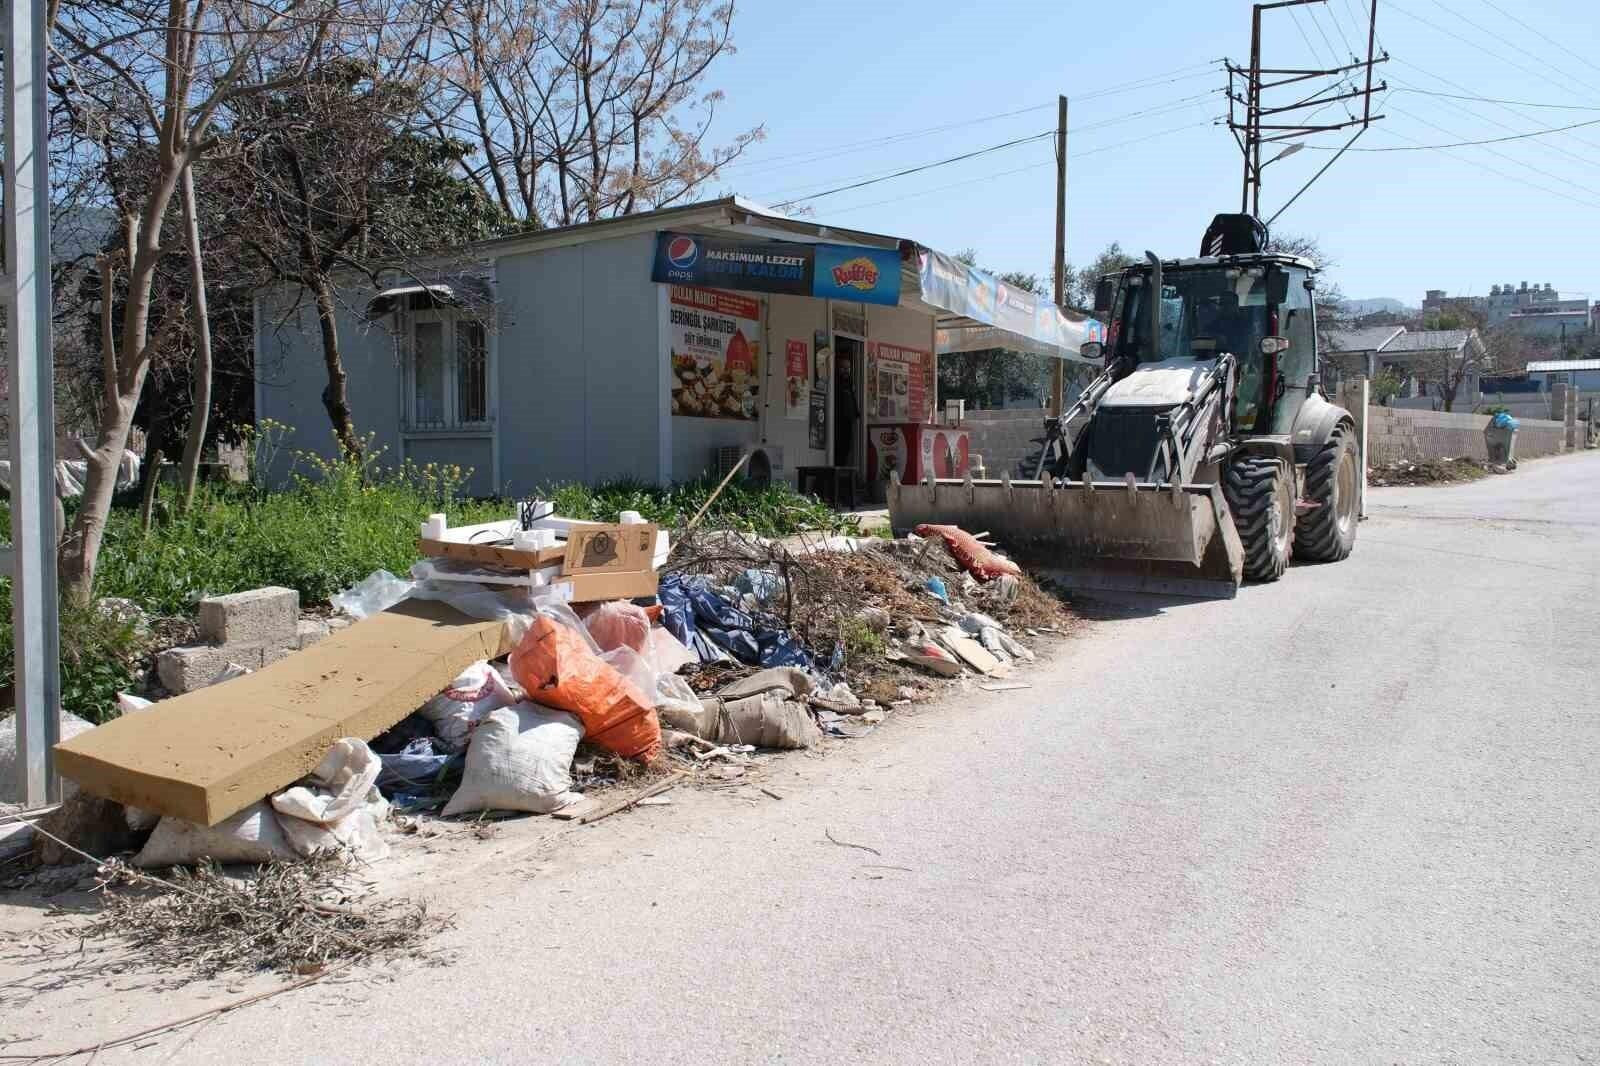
962 409 1048 478
1364 406 1569 465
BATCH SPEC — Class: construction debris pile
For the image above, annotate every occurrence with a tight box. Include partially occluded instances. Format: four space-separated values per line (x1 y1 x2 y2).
10 500 1070 908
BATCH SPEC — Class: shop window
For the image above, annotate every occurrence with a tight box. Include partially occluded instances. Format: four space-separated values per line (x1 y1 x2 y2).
406 311 490 430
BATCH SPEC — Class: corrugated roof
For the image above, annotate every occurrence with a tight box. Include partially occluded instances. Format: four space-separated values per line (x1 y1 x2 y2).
1526 359 1600 373
1379 329 1472 353
1326 326 1403 353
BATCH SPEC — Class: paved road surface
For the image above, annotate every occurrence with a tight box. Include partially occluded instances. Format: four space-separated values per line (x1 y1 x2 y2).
104 454 1600 1062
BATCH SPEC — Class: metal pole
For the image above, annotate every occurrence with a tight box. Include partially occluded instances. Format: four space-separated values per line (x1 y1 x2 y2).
1050 94 1067 416
1249 4 1263 217
1362 0 1379 126
5 0 63 806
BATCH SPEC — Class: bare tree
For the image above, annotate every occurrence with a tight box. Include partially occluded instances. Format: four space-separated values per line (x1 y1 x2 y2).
422 0 762 227
1413 331 1492 413
49 0 337 601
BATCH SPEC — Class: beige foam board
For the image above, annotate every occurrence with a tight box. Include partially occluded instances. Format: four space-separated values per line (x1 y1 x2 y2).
55 600 511 827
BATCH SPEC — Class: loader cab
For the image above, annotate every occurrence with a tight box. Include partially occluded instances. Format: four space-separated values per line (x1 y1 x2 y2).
1101 256 1317 435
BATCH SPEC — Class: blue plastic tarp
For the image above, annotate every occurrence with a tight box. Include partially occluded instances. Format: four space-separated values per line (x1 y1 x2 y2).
657 574 811 669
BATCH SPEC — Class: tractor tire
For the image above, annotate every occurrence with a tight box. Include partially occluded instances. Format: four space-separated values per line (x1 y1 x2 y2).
1224 456 1293 582
1295 422 1360 562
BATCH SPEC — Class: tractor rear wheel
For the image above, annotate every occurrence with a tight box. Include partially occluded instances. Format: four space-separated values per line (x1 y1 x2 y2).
1295 423 1360 562
1224 456 1293 582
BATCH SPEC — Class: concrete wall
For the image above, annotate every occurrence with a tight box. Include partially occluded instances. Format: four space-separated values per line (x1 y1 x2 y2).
1365 406 1569 465
962 409 1047 477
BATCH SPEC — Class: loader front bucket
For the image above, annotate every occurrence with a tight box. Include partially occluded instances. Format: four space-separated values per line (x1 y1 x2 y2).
888 476 1244 599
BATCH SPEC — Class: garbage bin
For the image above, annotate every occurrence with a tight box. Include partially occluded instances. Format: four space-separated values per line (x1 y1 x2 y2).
1485 411 1519 469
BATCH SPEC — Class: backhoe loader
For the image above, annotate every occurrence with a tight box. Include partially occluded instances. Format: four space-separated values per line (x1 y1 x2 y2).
889 213 1361 597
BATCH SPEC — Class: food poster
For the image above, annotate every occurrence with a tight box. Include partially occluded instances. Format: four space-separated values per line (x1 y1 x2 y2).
667 286 762 420
868 341 932 422
785 339 808 420
809 330 829 449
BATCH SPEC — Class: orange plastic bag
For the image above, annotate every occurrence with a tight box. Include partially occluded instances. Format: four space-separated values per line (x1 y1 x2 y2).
914 523 1022 582
509 616 661 762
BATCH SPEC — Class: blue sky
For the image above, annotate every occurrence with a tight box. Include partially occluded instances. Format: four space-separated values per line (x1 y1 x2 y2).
703 0 1600 305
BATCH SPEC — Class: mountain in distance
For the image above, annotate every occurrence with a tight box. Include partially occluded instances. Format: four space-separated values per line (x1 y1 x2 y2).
1339 297 1413 316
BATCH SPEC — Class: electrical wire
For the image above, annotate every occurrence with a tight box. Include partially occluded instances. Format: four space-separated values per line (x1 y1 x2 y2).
1387 74 1600 170
769 130 1057 208
1368 122 1600 210
1396 57 1600 155
1425 0 1600 100
717 61 1223 176
1387 104 1600 200
1387 1 1600 105
753 89 1223 202
1300 114 1600 149
1393 86 1600 111
816 118 1223 218
1305 4 1350 61
1475 0 1600 85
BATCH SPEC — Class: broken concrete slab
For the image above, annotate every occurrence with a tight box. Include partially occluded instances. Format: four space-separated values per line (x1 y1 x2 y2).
56 600 512 827
198 586 299 646
157 642 267 694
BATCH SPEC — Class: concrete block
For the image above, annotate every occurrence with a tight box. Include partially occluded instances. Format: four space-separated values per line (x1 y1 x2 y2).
297 618 331 649
197 587 299 646
157 642 267 694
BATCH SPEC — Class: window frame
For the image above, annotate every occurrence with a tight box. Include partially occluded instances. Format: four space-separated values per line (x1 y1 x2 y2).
402 307 493 433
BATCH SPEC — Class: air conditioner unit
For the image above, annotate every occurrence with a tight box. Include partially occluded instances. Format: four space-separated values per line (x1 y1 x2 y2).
710 444 784 488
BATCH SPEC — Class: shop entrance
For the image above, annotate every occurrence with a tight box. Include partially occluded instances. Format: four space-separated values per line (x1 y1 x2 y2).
832 334 864 471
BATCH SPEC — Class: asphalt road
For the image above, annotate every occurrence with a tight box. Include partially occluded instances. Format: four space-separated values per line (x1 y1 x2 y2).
99 453 1600 1063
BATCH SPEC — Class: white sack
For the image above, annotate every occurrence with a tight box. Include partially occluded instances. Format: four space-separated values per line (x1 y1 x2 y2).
420 660 517 752
135 802 299 867
270 738 390 861
443 702 584 817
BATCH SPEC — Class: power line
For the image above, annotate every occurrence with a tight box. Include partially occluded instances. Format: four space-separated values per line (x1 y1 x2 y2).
1388 105 1600 200
1393 87 1600 111
1396 57 1600 154
754 90 1222 201
717 62 1224 176
1300 114 1600 150
1387 75 1600 170
817 118 1223 217
1387 1 1600 104
1425 0 1600 100
1474 0 1600 86
1288 8 1332 68
770 130 1056 208
1305 4 1349 61
1368 121 1600 210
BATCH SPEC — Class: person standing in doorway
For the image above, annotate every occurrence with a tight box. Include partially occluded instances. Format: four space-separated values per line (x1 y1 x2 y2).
835 351 860 467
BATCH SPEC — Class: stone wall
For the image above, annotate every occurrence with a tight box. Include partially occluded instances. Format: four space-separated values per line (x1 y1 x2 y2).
1366 406 1569 465
961 410 1048 478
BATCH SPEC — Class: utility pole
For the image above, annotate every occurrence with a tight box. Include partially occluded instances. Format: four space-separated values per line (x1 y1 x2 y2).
1226 0 1387 225
1050 94 1067 416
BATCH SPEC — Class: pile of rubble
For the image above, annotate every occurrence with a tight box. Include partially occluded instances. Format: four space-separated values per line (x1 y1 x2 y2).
4 502 1070 963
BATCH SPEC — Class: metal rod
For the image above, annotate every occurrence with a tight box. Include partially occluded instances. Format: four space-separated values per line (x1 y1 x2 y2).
4 0 63 807
1363 0 1379 126
1266 128 1364 225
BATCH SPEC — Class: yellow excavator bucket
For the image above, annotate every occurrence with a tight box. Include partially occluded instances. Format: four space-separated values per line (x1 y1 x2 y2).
889 475 1244 599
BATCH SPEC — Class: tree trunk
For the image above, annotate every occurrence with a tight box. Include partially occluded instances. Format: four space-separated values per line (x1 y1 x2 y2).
58 391 140 603
138 445 164 532
311 273 361 458
175 163 213 512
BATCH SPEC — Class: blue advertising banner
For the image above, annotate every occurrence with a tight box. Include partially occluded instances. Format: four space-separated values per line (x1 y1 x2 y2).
811 243 903 306
652 232 902 306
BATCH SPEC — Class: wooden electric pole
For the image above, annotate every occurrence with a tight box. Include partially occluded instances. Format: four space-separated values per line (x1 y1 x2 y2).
1050 94 1068 416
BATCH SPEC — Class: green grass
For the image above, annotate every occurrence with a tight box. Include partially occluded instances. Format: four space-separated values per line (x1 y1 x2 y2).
0 445 855 721
546 478 858 537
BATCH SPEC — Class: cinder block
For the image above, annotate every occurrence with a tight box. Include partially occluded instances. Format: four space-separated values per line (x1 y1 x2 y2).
297 618 331 649
157 642 267 694
197 587 299 646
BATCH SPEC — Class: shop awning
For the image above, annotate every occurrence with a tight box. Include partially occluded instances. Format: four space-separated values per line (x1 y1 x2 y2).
916 247 1103 363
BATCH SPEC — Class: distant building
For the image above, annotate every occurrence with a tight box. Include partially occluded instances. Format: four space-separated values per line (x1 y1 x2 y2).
1422 282 1592 338
1325 326 1487 409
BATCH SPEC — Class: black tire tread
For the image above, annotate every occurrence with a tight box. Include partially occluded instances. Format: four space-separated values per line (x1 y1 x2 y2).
1295 424 1358 562
1224 457 1290 581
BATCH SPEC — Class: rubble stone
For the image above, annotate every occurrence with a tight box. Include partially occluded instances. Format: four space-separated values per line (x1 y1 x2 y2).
157 642 266 694
297 618 332 649
197 586 299 646
34 791 140 865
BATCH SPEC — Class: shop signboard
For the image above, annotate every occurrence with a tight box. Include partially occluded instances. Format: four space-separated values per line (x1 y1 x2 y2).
653 232 901 306
785 339 808 420
666 286 762 421
811 244 902 306
868 341 932 422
